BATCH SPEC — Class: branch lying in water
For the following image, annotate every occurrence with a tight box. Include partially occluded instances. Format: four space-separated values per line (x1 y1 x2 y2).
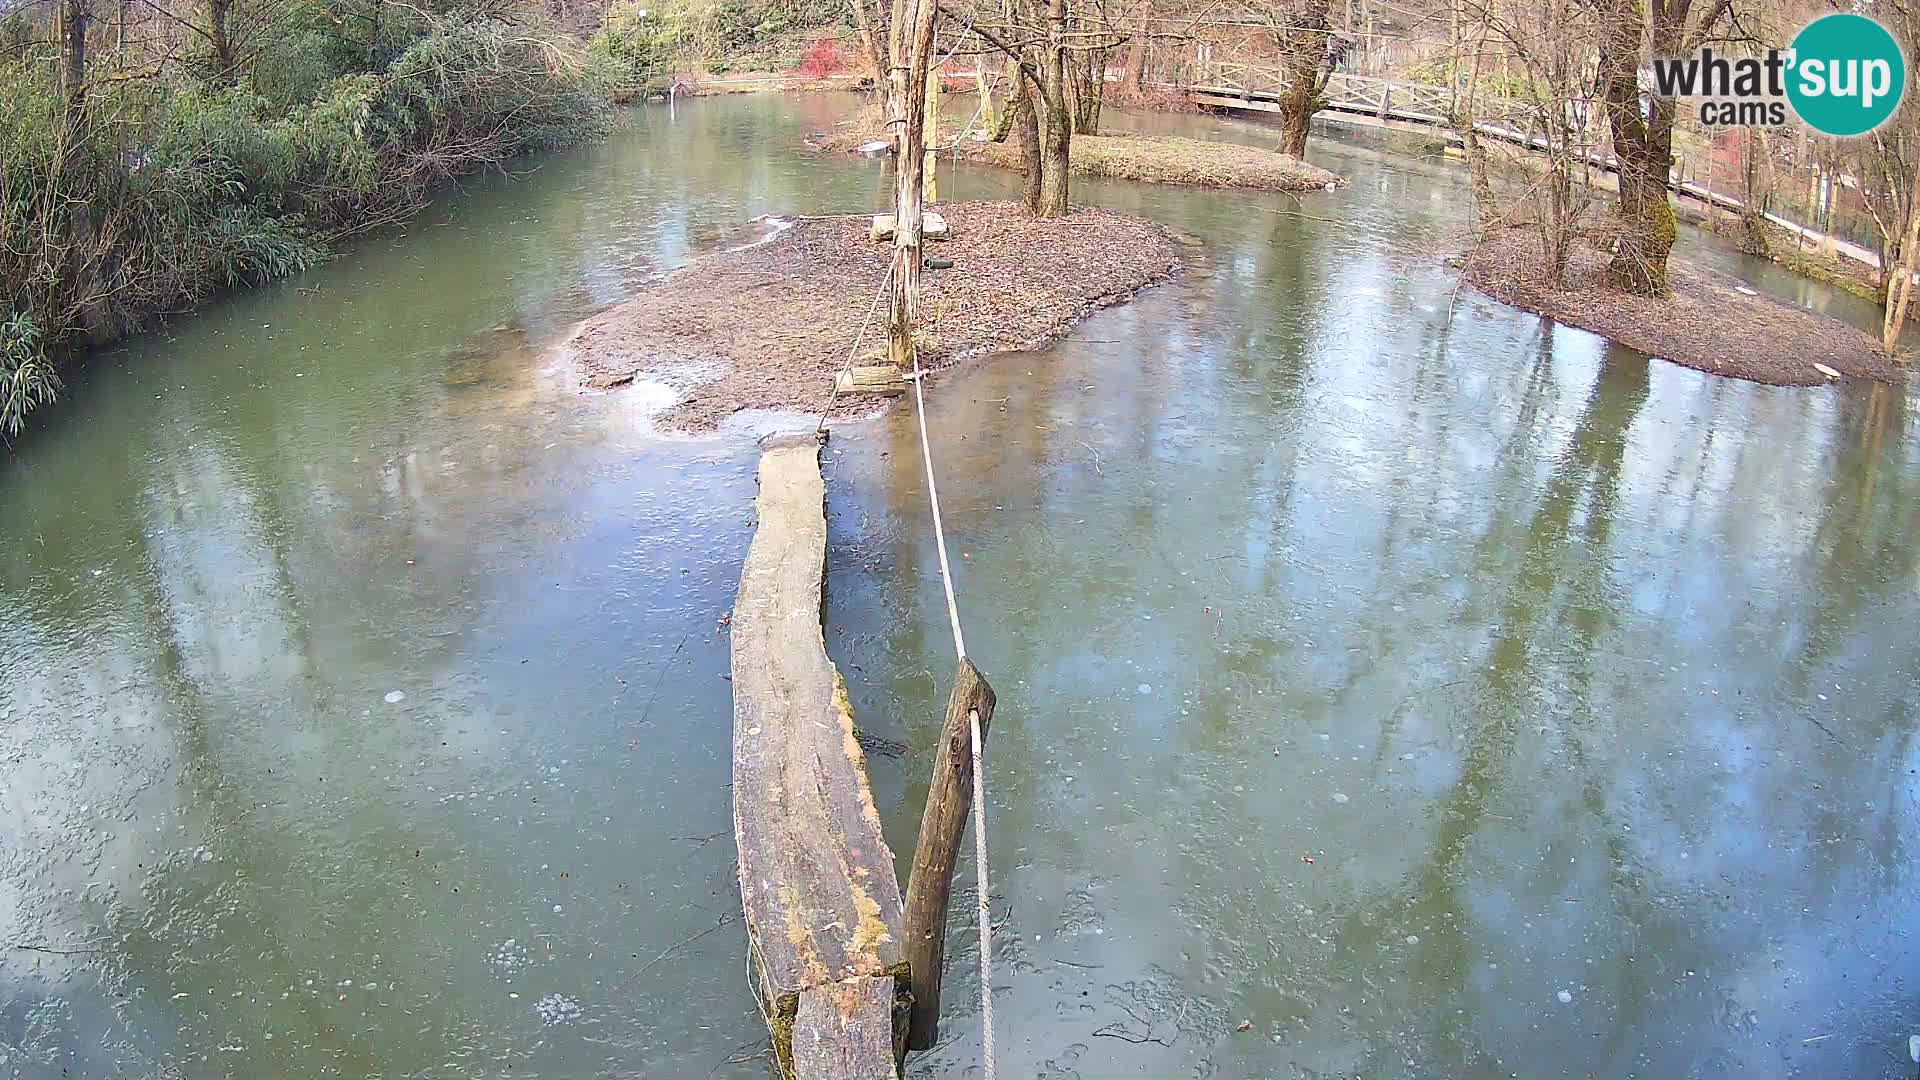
613 911 743 992
11 942 105 956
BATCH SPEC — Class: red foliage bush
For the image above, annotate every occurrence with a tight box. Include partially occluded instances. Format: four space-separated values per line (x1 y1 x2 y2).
797 37 843 79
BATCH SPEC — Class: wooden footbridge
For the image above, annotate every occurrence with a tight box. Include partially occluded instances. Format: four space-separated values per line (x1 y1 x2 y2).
731 423 998 1080
1174 58 1878 267
1183 61 1464 130
1180 61 1729 205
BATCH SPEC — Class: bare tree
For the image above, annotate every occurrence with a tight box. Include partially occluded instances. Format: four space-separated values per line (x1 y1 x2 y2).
1260 0 1338 158
1457 0 1603 284
62 0 88 109
207 0 232 76
1733 127 1773 256
885 0 938 366
1064 0 1122 132
1583 0 1736 295
966 0 1079 215
850 0 890 105
1833 0 1920 349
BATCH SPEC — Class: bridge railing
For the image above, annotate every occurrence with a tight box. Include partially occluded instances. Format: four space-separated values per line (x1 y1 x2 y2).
1186 53 1525 130
1178 49 1879 269
1325 73 1453 122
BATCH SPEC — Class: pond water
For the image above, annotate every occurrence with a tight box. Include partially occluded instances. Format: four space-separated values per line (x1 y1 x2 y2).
2 93 1917 1079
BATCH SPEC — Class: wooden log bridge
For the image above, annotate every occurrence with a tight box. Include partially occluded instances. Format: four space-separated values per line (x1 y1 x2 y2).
730 433 998 1076
731 433 909 1079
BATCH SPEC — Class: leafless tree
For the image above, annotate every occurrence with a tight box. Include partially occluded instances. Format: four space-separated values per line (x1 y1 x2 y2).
1455 0 1603 285
1257 0 1339 158
1582 0 1737 295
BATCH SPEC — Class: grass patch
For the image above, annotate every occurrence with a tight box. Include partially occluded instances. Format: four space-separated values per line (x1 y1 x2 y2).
964 131 1342 192
815 109 1343 193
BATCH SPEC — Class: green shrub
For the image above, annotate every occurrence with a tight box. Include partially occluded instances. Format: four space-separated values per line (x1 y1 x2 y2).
592 2 686 96
0 313 56 442
0 7 612 437
591 0 848 87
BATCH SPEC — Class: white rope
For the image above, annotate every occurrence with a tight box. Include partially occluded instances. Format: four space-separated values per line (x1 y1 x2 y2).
907 344 968 663
905 316 993 1080
969 704 994 1078
816 262 896 435
817 240 994 1069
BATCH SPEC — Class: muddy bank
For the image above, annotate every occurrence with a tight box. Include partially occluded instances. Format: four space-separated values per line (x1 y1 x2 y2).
568 200 1182 429
1461 228 1909 386
815 120 1341 192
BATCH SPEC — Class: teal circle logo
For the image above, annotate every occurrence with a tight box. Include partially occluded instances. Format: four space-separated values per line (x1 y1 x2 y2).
1787 14 1906 136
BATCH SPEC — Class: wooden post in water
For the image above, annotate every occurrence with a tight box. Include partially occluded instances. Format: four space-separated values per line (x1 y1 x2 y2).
901 658 997 1050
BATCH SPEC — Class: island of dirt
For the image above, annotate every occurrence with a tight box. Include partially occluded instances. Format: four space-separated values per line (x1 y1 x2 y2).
1461 228 1911 387
813 114 1342 192
567 201 1182 430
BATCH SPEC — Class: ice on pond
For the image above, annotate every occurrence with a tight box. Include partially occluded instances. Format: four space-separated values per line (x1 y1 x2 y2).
1331 792 1350 804
487 940 530 975
1137 684 1152 695
535 993 584 1026
1557 989 1573 1004
384 690 406 704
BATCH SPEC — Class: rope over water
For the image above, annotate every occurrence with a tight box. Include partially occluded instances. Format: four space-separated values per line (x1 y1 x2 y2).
905 321 994 1080
824 236 996 1075
814 262 896 436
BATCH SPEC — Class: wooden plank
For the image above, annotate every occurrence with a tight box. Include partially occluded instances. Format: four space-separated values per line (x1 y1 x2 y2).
792 976 905 1080
835 365 906 396
869 212 950 241
902 658 996 1049
732 433 908 1074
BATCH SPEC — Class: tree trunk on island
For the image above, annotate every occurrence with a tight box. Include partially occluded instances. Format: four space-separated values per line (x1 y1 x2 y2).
1590 0 1734 296
884 0 937 369
1277 79 1313 158
1013 80 1042 212
1033 0 1071 216
1272 0 1331 160
1036 90 1071 216
1594 0 1674 295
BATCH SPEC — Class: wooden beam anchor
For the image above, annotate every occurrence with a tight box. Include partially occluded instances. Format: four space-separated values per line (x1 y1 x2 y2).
834 365 907 396
901 657 997 1050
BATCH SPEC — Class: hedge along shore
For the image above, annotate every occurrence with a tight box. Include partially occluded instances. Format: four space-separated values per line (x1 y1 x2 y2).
812 113 1343 193
1460 228 1911 387
565 200 1184 430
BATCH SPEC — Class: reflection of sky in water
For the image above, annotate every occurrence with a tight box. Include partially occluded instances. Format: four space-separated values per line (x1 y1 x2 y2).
0 91 1916 1079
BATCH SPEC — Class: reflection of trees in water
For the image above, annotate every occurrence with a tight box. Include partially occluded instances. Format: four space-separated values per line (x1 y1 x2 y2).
102 441 442 1077
1325 338 1920 1074
1323 343 1653 1070
1804 382 1917 650
1 308 603 1076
